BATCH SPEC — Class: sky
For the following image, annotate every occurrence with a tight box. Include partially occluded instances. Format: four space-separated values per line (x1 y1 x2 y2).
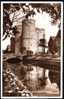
33 11 60 42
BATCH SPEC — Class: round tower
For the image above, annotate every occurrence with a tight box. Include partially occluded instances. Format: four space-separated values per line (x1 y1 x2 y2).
21 19 37 55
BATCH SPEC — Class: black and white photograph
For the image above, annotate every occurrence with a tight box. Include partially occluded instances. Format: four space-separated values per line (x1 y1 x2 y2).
1 1 63 98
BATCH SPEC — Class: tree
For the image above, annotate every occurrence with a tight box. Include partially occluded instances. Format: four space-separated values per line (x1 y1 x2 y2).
3 3 61 40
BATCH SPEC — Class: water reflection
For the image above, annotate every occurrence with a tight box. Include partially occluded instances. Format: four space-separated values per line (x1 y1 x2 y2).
3 61 60 96
3 61 45 92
